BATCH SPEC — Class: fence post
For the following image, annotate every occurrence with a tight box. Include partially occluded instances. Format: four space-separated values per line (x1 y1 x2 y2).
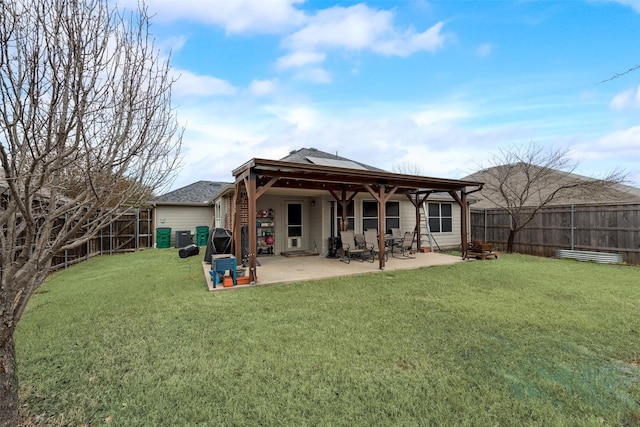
484 209 487 242
135 209 140 250
570 204 574 250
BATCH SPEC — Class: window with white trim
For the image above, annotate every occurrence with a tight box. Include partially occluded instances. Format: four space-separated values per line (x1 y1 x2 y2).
214 200 222 228
336 200 354 230
428 202 452 233
362 200 400 232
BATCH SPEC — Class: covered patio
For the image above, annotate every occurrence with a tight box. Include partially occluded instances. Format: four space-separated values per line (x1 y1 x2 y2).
231 157 483 283
203 250 468 290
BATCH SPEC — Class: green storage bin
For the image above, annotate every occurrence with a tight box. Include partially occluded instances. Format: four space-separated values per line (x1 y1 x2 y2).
156 227 172 249
195 226 210 246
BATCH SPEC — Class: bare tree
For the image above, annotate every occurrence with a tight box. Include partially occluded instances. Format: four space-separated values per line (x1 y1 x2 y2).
471 142 626 253
392 161 424 175
0 1 182 424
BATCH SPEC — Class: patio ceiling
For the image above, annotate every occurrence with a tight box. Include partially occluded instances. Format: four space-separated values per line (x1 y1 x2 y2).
232 158 484 282
232 158 482 193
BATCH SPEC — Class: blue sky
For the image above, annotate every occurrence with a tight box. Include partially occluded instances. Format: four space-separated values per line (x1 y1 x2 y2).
121 0 640 191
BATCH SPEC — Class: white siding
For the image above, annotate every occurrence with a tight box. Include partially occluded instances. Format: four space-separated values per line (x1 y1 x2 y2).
244 190 470 254
154 205 214 247
424 202 462 250
307 197 323 254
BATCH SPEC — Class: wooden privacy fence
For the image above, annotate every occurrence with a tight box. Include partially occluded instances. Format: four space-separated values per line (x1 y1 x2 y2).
471 203 640 265
51 209 153 270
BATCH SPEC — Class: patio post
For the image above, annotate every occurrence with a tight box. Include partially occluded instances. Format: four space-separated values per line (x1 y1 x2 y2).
377 185 386 270
246 170 258 283
460 191 468 256
364 183 397 270
449 189 468 258
232 181 242 261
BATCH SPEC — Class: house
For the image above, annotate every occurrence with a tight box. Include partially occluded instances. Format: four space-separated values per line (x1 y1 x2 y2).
150 180 233 247
226 148 483 281
463 163 640 210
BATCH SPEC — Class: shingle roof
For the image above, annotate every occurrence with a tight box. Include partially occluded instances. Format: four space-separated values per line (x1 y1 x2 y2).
463 164 640 209
152 180 231 205
280 147 385 172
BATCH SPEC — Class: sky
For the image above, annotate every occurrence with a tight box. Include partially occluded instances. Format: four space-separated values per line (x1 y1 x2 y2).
119 0 640 191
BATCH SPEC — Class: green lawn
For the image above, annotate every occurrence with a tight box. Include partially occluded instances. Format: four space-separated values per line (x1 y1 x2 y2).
16 250 640 426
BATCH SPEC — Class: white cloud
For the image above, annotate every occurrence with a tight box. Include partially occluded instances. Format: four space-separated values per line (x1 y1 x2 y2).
279 4 447 70
412 106 472 126
568 126 640 185
266 105 319 130
375 22 446 56
119 0 306 34
157 35 187 55
597 125 640 152
249 79 279 96
285 4 392 52
276 51 326 70
171 69 236 97
296 67 332 84
610 86 640 110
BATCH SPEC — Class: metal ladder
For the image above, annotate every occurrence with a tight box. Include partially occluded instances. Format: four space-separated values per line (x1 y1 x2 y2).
419 202 440 252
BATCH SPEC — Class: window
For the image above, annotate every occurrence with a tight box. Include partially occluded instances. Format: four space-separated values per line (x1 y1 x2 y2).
336 200 354 230
385 201 400 232
428 202 452 233
214 200 222 228
362 200 400 232
362 201 378 231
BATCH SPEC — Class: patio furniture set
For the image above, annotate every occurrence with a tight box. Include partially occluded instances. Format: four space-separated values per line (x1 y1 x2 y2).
339 229 416 264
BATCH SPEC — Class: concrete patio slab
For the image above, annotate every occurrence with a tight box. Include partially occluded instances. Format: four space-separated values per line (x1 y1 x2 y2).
203 251 466 291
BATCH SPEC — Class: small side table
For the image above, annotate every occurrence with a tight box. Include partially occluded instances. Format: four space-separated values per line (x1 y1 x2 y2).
210 254 237 288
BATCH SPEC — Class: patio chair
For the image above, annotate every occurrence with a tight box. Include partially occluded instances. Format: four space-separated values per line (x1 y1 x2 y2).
354 233 374 263
393 231 416 259
390 228 402 239
364 229 389 262
339 230 368 263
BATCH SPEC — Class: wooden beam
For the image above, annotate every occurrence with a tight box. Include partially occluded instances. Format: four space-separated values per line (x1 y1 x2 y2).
328 188 358 232
363 184 398 270
256 176 278 199
232 181 243 261
460 191 468 258
246 172 258 283
448 190 463 207
448 190 468 258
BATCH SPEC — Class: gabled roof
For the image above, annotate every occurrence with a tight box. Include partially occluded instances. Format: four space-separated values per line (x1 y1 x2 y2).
464 164 640 209
151 180 231 206
281 147 385 172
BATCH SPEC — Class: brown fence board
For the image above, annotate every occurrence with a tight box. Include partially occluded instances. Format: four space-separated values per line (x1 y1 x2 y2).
51 209 154 271
471 203 640 265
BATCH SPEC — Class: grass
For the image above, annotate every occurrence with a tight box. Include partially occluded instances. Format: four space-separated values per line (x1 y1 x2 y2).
16 250 640 426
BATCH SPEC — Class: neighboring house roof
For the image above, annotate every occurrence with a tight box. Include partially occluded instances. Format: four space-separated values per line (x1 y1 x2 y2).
281 147 386 172
463 164 640 209
151 180 232 206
